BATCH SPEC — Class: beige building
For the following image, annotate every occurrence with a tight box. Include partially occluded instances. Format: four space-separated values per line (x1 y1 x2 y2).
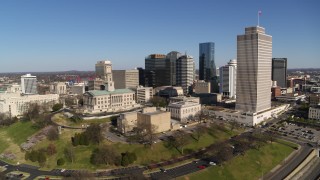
236 26 272 113
137 108 171 133
117 107 171 133
117 112 138 134
83 89 137 113
167 101 201 123
50 82 67 94
194 80 211 94
88 78 104 91
309 107 320 120
136 86 153 103
112 70 139 89
70 83 85 95
169 96 200 104
0 93 59 117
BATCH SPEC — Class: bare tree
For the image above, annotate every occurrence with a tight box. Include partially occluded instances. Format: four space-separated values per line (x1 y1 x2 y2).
167 131 190 154
64 145 75 163
193 125 207 141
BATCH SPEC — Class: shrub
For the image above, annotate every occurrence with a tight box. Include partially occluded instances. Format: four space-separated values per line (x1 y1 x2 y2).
57 158 65 166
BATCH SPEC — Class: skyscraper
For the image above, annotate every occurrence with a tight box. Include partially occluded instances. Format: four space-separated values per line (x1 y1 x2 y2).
272 58 287 88
219 59 237 99
145 52 181 87
236 26 272 113
199 42 215 81
176 54 195 94
21 74 37 94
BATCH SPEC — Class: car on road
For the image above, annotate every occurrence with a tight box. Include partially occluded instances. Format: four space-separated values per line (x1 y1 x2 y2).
209 161 217 166
197 165 206 169
160 168 167 172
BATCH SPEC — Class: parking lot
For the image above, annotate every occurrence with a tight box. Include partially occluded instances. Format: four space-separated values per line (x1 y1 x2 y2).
272 123 320 144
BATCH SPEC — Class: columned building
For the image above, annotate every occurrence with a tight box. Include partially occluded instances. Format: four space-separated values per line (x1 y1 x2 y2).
219 59 237 99
272 58 287 88
176 55 195 94
236 26 272 113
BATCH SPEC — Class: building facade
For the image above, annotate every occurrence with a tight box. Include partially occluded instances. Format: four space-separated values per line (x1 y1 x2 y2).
136 86 153 103
236 26 272 113
70 83 85 95
199 42 216 81
176 55 195 94
137 108 171 133
167 101 201 123
112 70 139 89
309 107 320 120
272 58 287 88
136 67 145 86
0 93 59 117
117 111 138 134
50 82 67 94
21 74 37 95
193 80 211 94
219 59 237 99
83 89 137 113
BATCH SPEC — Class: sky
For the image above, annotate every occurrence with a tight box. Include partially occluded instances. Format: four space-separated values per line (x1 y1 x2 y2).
0 0 319 72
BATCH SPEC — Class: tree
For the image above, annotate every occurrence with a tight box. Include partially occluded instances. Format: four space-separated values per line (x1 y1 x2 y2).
90 145 121 165
167 131 191 154
215 144 233 163
230 119 240 131
47 126 59 141
85 124 103 144
0 112 17 126
38 151 47 167
195 109 208 123
23 103 40 121
143 124 158 147
65 97 77 107
52 103 63 112
193 125 207 141
57 158 65 166
150 96 167 107
62 170 95 180
47 143 57 156
64 146 75 163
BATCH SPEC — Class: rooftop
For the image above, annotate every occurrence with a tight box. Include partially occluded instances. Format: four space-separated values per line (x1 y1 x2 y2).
86 89 134 96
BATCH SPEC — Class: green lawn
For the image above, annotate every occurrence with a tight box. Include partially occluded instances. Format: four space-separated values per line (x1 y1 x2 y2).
52 113 112 128
3 121 39 145
179 141 296 180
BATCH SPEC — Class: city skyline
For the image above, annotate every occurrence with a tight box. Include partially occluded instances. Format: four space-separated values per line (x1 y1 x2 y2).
1 0 319 72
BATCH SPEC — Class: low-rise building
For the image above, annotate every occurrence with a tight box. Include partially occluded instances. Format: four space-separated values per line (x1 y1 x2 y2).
309 107 320 120
83 89 137 114
117 111 138 134
117 107 171 133
70 83 85 95
137 108 171 133
50 82 67 94
169 96 200 104
88 78 104 91
309 94 320 107
193 80 211 94
167 101 201 123
0 93 59 117
136 86 153 103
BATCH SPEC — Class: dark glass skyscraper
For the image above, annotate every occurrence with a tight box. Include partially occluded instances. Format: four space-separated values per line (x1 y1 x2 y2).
272 58 287 88
199 42 216 81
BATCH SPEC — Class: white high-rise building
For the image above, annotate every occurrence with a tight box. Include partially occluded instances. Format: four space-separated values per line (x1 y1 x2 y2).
95 61 115 91
236 26 272 113
176 55 195 94
219 59 237 99
21 74 37 94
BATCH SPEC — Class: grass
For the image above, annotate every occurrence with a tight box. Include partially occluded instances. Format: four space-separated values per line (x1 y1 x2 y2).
2 121 39 145
28 124 239 170
178 141 296 180
52 113 112 128
0 121 40 164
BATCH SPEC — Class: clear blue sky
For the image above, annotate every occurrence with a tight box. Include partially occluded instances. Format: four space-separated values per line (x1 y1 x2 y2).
0 0 319 72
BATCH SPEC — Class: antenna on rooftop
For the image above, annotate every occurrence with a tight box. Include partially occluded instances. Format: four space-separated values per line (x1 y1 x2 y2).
258 10 262 26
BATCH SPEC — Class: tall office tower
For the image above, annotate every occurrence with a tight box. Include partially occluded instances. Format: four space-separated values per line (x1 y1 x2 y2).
21 74 37 94
236 26 272 113
219 59 237 99
272 58 287 88
166 51 182 86
112 70 139 89
145 54 167 87
176 54 195 94
199 42 215 81
95 61 114 91
136 67 145 86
